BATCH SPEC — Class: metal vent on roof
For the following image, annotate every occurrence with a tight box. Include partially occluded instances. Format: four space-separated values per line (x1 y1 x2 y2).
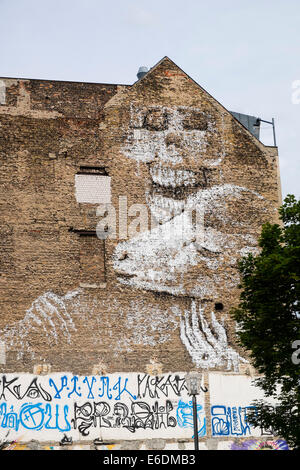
137 66 148 80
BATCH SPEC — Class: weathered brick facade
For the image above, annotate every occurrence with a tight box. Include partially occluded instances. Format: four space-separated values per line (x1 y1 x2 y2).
0 58 285 450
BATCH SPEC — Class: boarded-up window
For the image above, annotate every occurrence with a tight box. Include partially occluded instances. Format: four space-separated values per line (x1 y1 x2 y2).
75 171 111 204
79 232 106 285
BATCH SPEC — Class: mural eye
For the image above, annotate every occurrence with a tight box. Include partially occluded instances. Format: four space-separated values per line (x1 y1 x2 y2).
180 110 208 131
143 109 168 131
129 108 146 129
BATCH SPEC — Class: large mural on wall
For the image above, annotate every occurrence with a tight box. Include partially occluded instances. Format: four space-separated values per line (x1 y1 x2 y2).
0 53 286 450
0 103 273 370
0 84 280 448
113 104 271 371
0 101 275 369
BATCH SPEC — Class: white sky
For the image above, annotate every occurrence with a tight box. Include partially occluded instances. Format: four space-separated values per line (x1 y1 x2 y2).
1 0 299 199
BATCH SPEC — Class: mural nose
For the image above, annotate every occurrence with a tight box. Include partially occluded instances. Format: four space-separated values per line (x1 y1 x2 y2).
165 132 182 148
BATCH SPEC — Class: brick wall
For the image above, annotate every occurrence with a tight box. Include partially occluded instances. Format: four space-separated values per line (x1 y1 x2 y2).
0 58 283 447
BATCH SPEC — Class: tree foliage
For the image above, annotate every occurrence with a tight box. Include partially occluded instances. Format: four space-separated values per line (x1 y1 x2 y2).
232 195 300 449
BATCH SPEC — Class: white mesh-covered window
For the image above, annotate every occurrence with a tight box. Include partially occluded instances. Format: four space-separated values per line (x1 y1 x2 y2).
75 173 111 204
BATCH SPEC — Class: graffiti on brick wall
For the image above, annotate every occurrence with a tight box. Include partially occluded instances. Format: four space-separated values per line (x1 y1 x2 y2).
0 373 207 440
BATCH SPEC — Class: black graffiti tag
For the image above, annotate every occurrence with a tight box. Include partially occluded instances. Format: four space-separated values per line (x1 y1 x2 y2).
0 376 52 402
72 400 177 436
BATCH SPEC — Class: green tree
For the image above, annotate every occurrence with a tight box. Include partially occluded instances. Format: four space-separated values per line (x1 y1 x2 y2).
232 194 300 450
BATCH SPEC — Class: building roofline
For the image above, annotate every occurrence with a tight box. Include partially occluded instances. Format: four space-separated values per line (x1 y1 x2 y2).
1 58 276 151
0 75 131 87
131 56 273 151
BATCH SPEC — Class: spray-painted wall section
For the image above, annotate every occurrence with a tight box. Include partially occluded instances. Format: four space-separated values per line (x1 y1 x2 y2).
0 372 281 444
209 373 279 437
0 372 206 442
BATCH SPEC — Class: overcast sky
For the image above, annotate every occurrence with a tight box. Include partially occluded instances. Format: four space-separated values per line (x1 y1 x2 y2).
1 0 299 199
